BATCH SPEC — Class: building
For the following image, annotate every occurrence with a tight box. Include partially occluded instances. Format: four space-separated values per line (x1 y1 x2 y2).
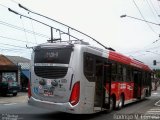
6 56 30 91
0 55 18 83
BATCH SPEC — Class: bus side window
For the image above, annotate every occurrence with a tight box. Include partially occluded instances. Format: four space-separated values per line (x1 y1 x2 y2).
84 53 95 82
117 64 123 81
111 62 117 81
123 66 127 82
126 67 132 82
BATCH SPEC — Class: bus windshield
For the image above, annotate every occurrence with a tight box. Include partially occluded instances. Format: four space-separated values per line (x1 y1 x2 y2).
34 46 73 64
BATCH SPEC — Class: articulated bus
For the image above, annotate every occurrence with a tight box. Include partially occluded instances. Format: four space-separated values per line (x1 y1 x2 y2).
28 41 152 114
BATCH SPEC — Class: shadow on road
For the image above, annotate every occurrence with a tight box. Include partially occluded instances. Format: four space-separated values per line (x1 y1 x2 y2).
30 112 104 120
1 98 151 120
17 99 151 120
122 98 149 108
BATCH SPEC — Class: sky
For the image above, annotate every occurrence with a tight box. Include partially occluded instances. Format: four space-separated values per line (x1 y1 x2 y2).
0 0 160 69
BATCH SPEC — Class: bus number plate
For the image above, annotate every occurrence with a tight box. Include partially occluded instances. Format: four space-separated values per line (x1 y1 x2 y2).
44 89 53 96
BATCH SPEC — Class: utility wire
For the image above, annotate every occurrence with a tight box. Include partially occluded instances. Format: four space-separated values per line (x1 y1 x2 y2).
149 0 159 16
133 0 158 35
0 3 8 9
157 0 160 11
0 45 30 53
29 14 37 44
0 20 50 39
0 45 26 51
0 48 30 52
0 3 50 39
20 17 29 45
17 3 110 50
125 43 160 55
9 0 18 4
0 35 36 44
146 0 159 23
0 42 27 49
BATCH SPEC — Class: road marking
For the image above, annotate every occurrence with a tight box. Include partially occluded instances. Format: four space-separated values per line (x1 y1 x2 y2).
155 100 160 107
147 111 160 113
145 107 160 115
3 103 17 105
150 109 160 111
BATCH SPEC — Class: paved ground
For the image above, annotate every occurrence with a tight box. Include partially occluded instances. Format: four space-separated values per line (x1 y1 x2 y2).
0 89 160 120
0 92 28 104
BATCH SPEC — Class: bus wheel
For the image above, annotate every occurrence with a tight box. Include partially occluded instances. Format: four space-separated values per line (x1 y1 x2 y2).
145 90 148 97
13 93 17 96
108 97 115 112
117 95 124 110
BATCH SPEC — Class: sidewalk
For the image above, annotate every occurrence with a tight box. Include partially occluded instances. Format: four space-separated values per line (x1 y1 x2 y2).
152 86 160 107
0 92 28 104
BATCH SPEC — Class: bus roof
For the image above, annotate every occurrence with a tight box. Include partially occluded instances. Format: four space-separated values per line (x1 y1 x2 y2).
36 41 151 72
108 51 151 72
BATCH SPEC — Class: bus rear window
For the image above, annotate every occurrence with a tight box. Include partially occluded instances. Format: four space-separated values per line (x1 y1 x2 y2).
34 47 72 64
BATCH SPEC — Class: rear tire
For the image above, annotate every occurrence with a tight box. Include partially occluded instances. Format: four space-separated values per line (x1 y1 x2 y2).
145 90 149 97
117 95 124 110
107 97 115 112
109 97 114 111
2 93 7 97
13 93 17 96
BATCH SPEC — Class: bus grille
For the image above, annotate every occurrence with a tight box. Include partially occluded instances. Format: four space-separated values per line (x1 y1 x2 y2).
34 66 68 79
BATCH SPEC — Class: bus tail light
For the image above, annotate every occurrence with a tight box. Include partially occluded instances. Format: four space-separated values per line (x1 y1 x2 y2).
28 80 31 98
69 81 80 106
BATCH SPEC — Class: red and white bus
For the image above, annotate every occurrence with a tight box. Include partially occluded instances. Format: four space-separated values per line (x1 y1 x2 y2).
28 41 152 114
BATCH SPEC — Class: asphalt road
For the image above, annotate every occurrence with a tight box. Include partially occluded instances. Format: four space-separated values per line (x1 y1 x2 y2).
0 90 160 120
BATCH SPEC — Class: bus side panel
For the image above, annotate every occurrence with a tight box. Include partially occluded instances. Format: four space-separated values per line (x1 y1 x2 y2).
83 83 95 113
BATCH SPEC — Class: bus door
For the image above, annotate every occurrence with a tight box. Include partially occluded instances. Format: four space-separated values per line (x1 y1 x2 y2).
94 60 103 108
102 63 112 109
94 60 111 110
133 70 142 99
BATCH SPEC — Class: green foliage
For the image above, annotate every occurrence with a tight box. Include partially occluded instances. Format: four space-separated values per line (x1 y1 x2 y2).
155 70 160 78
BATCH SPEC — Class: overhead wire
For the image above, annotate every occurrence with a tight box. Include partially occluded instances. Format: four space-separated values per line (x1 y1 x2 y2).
0 20 50 39
157 0 160 11
0 42 27 49
0 35 36 44
0 3 50 39
0 45 31 54
132 0 159 35
149 0 159 16
9 0 18 4
20 17 29 45
125 43 160 55
13 0 38 45
6 0 160 55
0 2 42 56
0 3 8 9
124 0 160 56
29 14 38 44
146 0 159 23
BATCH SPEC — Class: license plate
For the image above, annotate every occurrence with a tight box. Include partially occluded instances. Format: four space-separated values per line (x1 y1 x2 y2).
13 90 17 93
44 89 53 96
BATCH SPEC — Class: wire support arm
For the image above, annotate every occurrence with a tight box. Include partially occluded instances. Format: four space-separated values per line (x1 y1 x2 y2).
18 4 111 50
8 8 80 42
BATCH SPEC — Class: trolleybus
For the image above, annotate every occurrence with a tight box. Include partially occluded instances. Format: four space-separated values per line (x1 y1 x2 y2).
8 2 152 114
28 41 152 114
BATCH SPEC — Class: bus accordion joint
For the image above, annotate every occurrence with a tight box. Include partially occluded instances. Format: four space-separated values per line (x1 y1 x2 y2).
69 81 80 106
